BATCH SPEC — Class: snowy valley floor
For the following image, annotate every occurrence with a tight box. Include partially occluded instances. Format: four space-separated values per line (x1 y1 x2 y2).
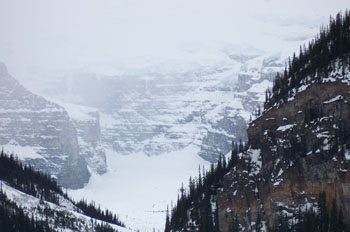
69 145 210 232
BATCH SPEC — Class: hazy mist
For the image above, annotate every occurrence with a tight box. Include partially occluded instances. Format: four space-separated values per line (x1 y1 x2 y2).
0 0 349 80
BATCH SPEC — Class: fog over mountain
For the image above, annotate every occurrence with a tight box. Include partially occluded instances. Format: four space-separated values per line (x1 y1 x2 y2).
0 1 349 231
0 0 348 81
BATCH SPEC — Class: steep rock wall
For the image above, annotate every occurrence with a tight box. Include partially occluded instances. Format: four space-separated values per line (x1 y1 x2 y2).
0 63 90 189
217 81 350 231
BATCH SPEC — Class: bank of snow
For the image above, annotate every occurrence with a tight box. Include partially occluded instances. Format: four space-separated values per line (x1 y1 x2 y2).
69 145 210 232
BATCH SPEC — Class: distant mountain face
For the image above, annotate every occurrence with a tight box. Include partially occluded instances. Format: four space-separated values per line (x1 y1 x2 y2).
35 52 284 162
0 63 106 188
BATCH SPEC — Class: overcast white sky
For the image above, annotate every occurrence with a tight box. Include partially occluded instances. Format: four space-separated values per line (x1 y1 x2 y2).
0 0 348 79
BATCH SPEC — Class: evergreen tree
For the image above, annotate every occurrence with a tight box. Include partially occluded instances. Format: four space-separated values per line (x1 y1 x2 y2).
255 211 263 232
338 209 344 232
165 207 171 232
317 192 329 232
330 198 338 232
265 11 350 109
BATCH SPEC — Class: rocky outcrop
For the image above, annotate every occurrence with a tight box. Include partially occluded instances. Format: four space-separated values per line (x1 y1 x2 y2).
64 104 107 175
0 63 90 189
217 80 350 231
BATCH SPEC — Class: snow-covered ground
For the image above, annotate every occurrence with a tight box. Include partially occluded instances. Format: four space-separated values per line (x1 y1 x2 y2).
1 180 132 232
3 140 45 160
69 146 210 232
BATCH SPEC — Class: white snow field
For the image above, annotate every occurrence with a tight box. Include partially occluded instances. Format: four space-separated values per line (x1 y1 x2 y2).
70 146 210 232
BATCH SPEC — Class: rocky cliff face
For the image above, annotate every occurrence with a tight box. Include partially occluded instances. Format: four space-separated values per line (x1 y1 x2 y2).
0 63 90 189
30 52 282 162
63 103 107 175
217 68 350 231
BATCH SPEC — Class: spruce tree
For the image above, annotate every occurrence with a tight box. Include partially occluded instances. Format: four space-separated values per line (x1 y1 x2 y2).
330 198 338 232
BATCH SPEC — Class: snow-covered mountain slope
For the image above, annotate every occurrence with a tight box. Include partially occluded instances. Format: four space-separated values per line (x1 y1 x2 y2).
0 63 91 189
35 51 283 163
0 151 128 232
1 49 283 231
30 50 284 232
0 180 131 232
1 1 348 231
0 37 321 232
